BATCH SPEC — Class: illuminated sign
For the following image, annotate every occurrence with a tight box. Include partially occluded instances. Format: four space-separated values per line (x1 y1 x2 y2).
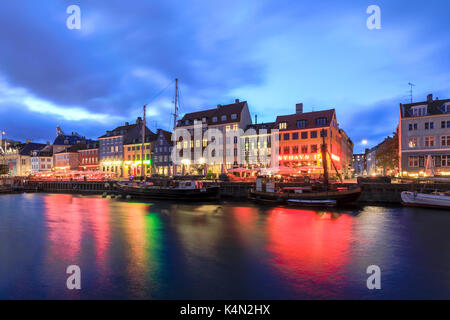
278 153 322 161
278 153 340 162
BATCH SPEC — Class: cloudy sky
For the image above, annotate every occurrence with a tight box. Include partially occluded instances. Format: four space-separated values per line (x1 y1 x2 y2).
0 0 449 152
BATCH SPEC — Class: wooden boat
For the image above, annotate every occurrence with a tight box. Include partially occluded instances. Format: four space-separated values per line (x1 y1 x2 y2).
116 180 220 201
401 191 450 210
250 185 361 206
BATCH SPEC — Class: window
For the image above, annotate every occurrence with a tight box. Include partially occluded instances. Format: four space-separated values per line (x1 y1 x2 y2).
296 120 307 129
279 122 287 129
283 146 290 154
408 137 417 148
292 146 299 154
212 117 218 123
301 145 308 154
196 140 200 148
320 130 328 137
234 136 238 144
425 122 433 130
424 136 435 147
231 114 237 120
316 117 328 126
408 156 419 167
292 132 299 140
233 124 238 131
441 136 450 146
310 131 317 138
408 124 413 131
284 133 290 140
442 121 446 129
202 139 208 147
301 132 308 139
412 106 427 116
414 123 417 130
221 115 227 121
442 155 450 167
311 145 318 153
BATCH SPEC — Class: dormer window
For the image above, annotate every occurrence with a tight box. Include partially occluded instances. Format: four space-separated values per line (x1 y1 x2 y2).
212 117 218 123
185 120 190 125
411 106 427 116
279 122 287 129
231 114 237 120
296 120 307 129
221 115 227 121
316 117 328 126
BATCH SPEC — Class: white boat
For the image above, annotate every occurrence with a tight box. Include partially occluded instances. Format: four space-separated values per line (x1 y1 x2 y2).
401 191 450 210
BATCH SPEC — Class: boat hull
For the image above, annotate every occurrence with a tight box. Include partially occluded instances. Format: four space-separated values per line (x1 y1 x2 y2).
401 191 450 210
118 185 220 201
250 187 361 206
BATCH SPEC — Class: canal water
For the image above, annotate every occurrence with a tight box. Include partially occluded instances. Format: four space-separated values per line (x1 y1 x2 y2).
0 193 449 299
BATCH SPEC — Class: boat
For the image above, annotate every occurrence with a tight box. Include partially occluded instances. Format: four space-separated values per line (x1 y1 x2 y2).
250 184 361 206
401 191 450 210
249 130 361 207
117 180 220 201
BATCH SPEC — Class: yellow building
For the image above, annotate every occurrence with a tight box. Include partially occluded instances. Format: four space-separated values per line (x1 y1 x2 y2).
123 141 153 178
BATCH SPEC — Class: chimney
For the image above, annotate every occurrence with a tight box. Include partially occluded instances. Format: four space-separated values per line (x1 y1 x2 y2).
26 139 30 144
46 141 50 145
427 94 433 102
296 103 303 114
255 114 258 124
217 104 222 108
235 99 240 103
136 117 142 124
125 122 129 126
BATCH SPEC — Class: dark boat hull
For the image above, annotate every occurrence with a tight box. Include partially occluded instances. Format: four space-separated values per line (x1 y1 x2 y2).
118 185 220 201
250 187 361 206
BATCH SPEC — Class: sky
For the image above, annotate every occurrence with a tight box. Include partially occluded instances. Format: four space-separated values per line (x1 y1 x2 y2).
0 0 449 153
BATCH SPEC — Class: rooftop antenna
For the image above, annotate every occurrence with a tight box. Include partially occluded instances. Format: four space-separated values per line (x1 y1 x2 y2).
408 82 415 103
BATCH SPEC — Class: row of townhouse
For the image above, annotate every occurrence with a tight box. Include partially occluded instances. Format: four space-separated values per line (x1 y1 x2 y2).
1 122 174 178
174 100 354 178
98 117 173 178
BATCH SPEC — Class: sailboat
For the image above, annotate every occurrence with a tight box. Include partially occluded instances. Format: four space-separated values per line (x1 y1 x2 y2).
249 129 361 206
116 79 220 201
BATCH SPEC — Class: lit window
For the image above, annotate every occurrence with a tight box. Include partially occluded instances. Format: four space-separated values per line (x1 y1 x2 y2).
408 137 417 148
279 122 287 129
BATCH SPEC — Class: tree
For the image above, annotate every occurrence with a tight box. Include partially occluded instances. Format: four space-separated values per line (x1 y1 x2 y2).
375 131 399 176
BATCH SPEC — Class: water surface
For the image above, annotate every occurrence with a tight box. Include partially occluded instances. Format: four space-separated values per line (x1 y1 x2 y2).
1 193 449 299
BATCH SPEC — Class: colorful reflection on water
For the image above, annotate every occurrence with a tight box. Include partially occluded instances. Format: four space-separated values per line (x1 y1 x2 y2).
0 193 450 299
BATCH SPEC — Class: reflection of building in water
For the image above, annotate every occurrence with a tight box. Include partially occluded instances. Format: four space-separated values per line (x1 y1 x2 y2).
266 208 353 297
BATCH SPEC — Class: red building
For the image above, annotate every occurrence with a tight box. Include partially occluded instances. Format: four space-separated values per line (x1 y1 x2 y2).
78 141 99 171
275 104 353 178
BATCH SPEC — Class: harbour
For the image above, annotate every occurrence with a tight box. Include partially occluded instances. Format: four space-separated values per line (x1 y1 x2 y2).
1 193 450 299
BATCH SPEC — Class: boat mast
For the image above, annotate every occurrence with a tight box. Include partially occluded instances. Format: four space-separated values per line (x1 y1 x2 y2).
321 128 329 189
172 78 178 177
141 104 146 179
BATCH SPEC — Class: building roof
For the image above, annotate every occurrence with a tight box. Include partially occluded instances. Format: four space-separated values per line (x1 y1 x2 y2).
400 94 450 118
19 142 47 156
99 118 157 144
275 109 335 131
156 129 173 146
245 122 276 133
178 100 247 127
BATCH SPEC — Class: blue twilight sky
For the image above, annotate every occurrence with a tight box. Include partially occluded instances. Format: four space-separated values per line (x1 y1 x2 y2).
0 0 449 153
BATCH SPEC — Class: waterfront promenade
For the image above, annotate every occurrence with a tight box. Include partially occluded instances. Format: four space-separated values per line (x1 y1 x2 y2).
1 177 449 205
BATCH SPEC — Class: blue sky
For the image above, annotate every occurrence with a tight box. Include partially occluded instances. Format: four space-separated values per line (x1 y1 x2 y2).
0 0 449 153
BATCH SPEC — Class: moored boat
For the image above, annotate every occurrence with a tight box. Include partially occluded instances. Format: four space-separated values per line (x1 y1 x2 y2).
401 191 450 210
117 180 220 201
